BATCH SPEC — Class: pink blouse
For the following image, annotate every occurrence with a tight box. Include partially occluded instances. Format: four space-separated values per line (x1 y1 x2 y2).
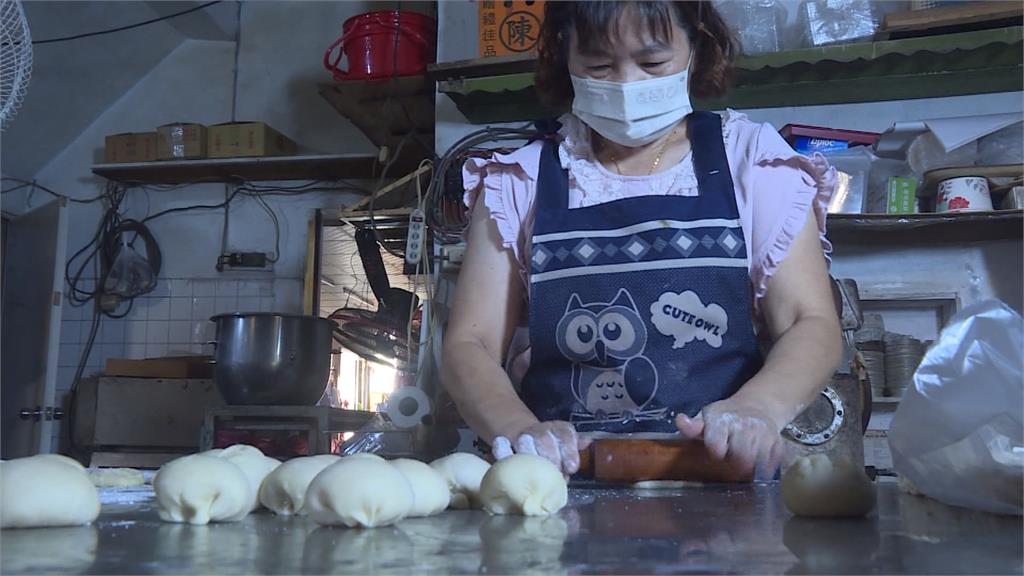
463 110 837 321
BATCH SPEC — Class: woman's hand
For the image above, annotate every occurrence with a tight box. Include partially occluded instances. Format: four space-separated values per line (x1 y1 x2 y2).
492 421 593 477
675 395 786 481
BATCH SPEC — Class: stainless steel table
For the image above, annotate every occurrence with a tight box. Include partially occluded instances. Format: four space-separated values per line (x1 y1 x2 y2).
2 481 1020 574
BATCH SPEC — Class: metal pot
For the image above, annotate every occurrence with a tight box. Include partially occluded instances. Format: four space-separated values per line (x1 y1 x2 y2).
210 313 334 405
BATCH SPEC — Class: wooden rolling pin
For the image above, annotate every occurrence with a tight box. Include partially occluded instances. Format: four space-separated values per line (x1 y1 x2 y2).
577 439 752 483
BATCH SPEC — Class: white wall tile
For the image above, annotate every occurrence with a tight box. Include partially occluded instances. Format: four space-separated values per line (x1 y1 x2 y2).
238 281 262 297
258 282 275 297
168 279 192 297
237 297 260 312
214 297 238 315
57 367 77 392
125 343 147 359
169 297 192 320
100 343 124 363
216 280 238 298
147 321 169 344
102 320 126 344
146 298 171 321
192 321 214 344
58 344 80 367
60 321 81 345
192 297 215 321
62 302 84 321
169 321 192 343
126 320 148 343
192 280 216 297
145 343 168 358
258 296 275 312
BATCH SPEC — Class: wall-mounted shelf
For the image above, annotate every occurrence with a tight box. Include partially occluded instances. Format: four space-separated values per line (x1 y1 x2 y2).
92 154 382 184
434 26 1023 124
826 210 1023 244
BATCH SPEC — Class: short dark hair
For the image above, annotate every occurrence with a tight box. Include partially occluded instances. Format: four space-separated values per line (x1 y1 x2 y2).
535 1 738 107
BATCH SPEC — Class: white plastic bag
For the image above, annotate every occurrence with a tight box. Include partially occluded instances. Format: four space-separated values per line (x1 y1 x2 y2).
888 300 1023 515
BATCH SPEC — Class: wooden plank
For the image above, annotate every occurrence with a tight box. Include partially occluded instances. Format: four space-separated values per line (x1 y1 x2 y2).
427 53 536 80
92 154 381 183
883 2 1023 35
827 210 1023 244
343 164 431 213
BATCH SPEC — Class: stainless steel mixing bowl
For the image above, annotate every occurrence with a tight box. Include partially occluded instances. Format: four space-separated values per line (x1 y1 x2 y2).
210 313 334 405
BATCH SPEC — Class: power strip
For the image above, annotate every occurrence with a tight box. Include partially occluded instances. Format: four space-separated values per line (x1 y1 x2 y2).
405 208 426 266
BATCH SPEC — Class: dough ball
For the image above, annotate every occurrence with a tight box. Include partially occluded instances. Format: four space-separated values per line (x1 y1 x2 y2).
154 454 251 525
478 454 567 516
305 457 413 528
258 455 340 515
389 459 451 517
782 454 876 518
0 454 100 528
88 467 145 488
343 453 385 462
209 444 281 512
430 452 491 509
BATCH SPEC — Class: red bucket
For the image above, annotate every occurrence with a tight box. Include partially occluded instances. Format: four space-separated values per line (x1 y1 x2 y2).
323 10 436 81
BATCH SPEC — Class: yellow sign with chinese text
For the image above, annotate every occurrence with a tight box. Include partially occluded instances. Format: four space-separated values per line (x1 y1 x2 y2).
478 0 545 58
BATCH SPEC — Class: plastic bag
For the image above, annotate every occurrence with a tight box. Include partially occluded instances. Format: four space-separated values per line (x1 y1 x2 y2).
715 0 788 55
888 300 1023 515
103 237 157 298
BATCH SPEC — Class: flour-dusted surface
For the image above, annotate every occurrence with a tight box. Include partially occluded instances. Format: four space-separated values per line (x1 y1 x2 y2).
1 483 1020 574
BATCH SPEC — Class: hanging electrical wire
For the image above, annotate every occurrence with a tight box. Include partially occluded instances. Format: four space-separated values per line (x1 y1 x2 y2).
422 126 537 243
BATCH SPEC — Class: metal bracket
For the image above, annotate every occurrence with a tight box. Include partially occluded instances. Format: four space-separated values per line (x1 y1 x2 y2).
783 387 845 446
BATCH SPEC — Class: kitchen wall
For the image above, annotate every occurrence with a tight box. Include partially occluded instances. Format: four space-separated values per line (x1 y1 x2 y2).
2 1 423 451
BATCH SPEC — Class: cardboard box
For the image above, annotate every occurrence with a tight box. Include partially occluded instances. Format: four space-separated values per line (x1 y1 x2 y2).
105 356 214 379
156 123 207 160
207 122 298 159
478 0 545 57
104 132 158 163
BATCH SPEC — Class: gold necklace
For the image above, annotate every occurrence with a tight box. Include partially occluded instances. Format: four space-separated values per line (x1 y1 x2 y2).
606 128 678 176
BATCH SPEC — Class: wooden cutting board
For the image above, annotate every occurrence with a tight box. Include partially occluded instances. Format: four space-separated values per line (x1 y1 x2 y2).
577 439 752 483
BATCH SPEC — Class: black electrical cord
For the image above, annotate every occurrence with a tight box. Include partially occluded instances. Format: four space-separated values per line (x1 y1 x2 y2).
1 177 107 203
32 1 222 45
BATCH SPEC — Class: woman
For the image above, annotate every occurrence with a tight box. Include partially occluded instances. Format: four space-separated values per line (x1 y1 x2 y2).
442 1 842 480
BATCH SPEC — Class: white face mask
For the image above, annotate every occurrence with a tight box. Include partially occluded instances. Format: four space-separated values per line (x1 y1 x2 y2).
571 67 693 147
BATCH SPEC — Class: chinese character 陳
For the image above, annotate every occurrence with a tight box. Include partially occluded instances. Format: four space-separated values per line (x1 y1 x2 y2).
504 15 536 48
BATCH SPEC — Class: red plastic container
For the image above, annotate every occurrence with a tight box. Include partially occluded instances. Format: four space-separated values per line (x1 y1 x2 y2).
323 10 436 81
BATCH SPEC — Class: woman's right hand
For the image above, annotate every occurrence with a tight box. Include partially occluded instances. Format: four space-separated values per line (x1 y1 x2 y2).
492 420 592 476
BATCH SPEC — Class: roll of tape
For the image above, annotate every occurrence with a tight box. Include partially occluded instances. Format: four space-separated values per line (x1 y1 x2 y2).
385 387 431 428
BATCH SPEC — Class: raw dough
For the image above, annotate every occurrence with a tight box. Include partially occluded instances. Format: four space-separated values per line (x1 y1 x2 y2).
153 454 251 525
0 454 101 528
209 444 281 512
305 457 414 528
389 458 450 517
429 452 491 509
344 453 385 461
478 454 567 516
258 455 340 515
781 454 876 517
88 467 145 488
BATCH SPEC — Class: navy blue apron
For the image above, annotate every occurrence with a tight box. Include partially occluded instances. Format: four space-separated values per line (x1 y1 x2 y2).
520 112 763 434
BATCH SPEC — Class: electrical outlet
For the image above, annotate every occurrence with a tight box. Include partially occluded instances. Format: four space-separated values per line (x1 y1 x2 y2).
217 252 268 271
440 244 466 272
405 209 426 265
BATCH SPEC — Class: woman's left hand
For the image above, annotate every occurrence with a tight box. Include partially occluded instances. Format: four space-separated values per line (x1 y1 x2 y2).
675 396 787 481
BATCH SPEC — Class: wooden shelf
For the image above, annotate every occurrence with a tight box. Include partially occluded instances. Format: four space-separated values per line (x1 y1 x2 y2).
92 154 382 184
826 210 1023 244
435 27 1023 123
